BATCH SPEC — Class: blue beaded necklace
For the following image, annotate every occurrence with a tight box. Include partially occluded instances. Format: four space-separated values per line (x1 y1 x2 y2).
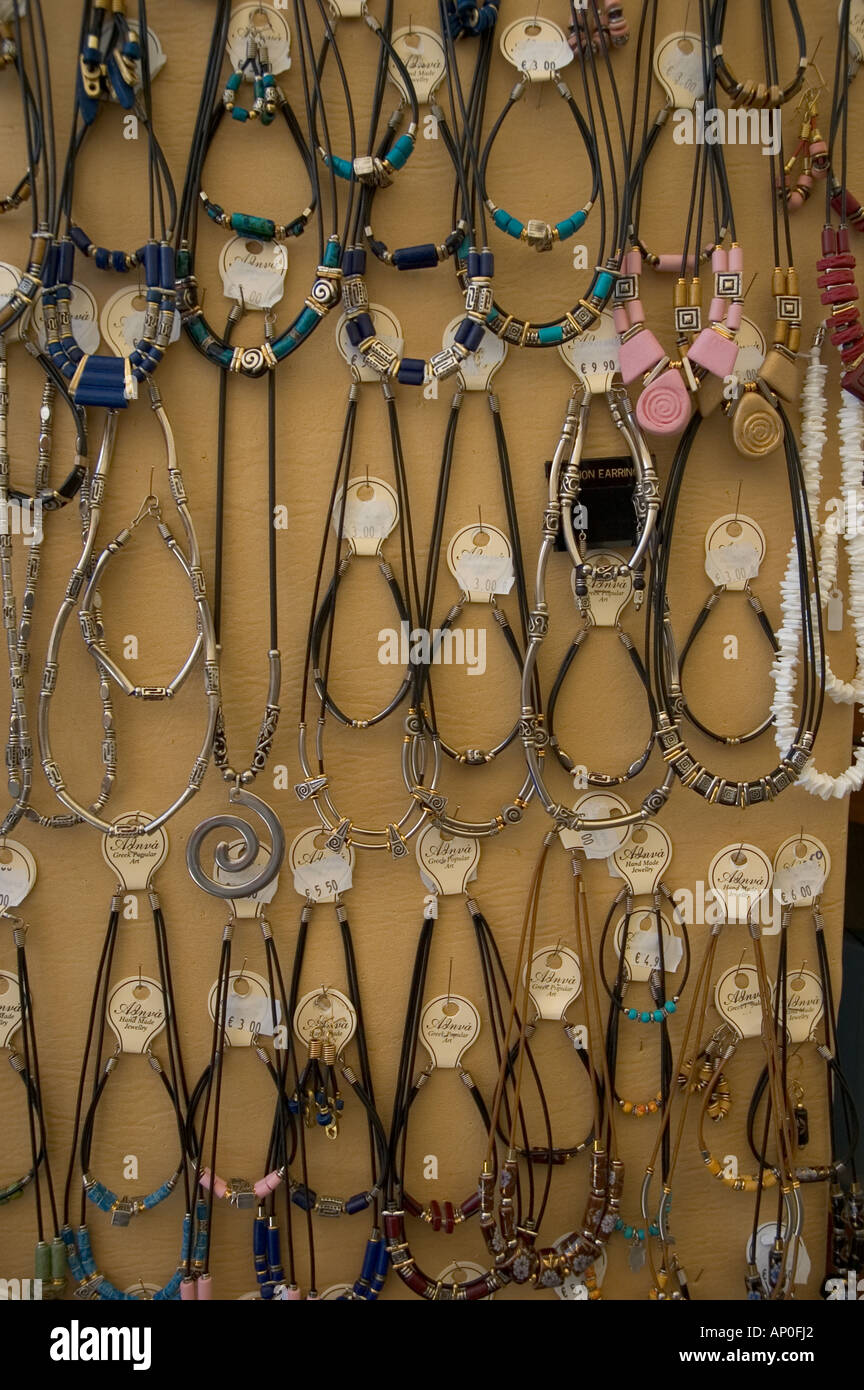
44 0 178 409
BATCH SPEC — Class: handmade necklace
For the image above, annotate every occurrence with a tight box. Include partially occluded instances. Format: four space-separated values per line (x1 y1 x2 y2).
456 6 625 352
521 382 667 834
479 31 600 256
476 835 623 1290
61 823 195 1300
545 553 657 788
385 836 553 1299
772 330 864 796
339 5 496 387
0 0 54 338
283 840 390 1300
39 386 220 838
296 368 436 856
676 514 780 746
650 405 822 806
177 0 344 379
640 853 802 1299
405 358 537 838
43 0 177 409
184 894 302 1300
385 956 505 1300
0 899 66 1298
620 2 738 437
355 9 481 274
0 344 94 835
747 843 861 1290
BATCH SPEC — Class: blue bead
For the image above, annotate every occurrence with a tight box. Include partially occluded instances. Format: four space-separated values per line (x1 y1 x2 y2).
537 324 564 345
665 1000 676 1013
624 1225 633 1239
653 1010 664 1023
594 270 613 300
640 1011 651 1023
627 1008 637 1021
393 243 439 271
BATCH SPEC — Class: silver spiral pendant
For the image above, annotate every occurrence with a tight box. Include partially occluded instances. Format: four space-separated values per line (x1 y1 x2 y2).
185 787 285 899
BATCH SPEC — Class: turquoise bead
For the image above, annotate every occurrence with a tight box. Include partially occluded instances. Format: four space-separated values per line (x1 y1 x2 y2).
640 1011 651 1023
537 324 564 345
665 1000 676 1013
594 270 613 299
627 1008 637 1021
637 1228 646 1240
624 1225 633 1239
230 213 276 239
324 239 341 268
227 72 242 91
231 107 249 122
653 1009 664 1023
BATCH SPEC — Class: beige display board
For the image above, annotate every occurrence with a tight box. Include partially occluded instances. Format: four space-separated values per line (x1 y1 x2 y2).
0 0 857 1301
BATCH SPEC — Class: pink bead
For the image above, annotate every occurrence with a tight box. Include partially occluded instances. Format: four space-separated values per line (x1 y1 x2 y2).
198 1169 212 1191
726 302 743 331
618 327 664 383
728 246 744 272
625 249 642 275
688 326 738 378
635 368 692 435
655 254 697 273
198 1274 213 1300
181 1279 197 1301
712 248 727 272
253 1170 282 1198
629 298 646 322
283 1284 302 1300
788 190 805 210
613 304 630 335
708 297 725 321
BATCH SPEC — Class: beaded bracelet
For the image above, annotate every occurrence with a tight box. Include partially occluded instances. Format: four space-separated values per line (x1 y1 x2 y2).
546 603 657 788
599 886 690 1024
63 1204 208 1302
80 1051 184 1227
711 0 807 108
362 106 469 270
319 12 419 187
479 73 600 254
677 579 780 744
178 234 343 377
